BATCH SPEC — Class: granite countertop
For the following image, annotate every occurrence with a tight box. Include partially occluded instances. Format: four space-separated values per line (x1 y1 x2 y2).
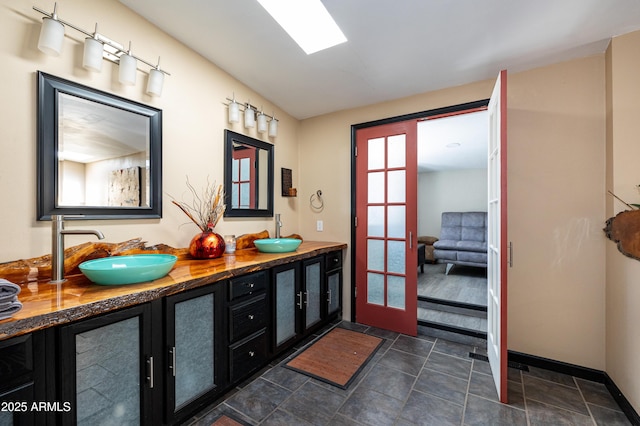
0 241 347 340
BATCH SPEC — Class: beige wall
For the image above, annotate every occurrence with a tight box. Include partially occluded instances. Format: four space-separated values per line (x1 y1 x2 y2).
3 0 638 412
606 31 640 413
507 56 607 369
299 56 608 372
0 0 300 262
418 169 488 238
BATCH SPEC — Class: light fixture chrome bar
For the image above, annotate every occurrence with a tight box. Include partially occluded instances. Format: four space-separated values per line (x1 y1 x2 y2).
32 5 170 76
224 97 276 120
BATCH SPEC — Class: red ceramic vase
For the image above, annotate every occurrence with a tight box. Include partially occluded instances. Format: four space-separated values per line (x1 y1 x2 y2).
189 231 225 259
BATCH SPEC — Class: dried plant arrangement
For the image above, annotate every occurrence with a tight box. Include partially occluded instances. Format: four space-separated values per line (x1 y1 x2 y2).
171 177 225 232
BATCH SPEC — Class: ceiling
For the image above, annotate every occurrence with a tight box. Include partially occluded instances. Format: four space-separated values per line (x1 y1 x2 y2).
118 0 640 171
120 0 640 120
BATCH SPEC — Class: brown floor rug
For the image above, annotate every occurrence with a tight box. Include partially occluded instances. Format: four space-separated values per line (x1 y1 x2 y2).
285 327 384 389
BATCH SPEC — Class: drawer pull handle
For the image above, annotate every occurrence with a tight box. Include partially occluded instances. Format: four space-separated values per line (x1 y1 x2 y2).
248 314 255 320
297 291 303 309
327 289 332 304
246 282 255 288
249 351 255 357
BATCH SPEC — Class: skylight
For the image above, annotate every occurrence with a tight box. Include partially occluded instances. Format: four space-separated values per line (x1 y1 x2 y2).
256 0 347 55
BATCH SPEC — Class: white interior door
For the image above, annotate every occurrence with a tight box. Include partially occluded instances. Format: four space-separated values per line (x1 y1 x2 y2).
487 69 508 403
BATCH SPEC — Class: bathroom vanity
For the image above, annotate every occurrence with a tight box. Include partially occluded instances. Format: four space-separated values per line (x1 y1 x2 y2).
0 241 345 425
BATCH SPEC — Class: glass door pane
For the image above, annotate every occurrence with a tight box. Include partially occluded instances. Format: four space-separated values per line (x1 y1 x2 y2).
174 293 215 409
305 262 322 328
75 317 140 425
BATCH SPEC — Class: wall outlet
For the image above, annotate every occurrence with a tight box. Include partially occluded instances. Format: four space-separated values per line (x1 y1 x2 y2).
316 220 323 232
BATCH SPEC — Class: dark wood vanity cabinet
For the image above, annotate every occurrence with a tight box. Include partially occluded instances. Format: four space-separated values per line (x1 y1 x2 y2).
0 332 46 426
56 284 228 426
9 247 343 425
227 271 269 384
271 252 343 355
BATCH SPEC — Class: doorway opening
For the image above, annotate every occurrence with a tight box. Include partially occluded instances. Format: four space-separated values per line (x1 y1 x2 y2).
416 109 489 343
351 101 490 340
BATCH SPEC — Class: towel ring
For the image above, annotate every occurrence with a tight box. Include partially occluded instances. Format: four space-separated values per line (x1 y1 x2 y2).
310 190 324 211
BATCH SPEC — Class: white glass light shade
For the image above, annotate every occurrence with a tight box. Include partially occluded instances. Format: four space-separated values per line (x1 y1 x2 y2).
38 17 65 56
118 53 137 85
268 118 278 137
82 37 103 72
146 68 164 96
228 101 239 123
257 113 268 133
244 106 255 129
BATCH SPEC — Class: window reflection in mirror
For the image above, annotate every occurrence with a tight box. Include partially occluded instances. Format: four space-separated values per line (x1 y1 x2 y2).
224 130 273 217
58 93 151 208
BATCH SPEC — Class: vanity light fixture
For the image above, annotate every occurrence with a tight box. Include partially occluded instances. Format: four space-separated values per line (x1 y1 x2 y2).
82 24 103 72
268 115 279 138
257 109 268 134
118 42 137 86
36 2 64 56
33 3 170 95
228 96 240 123
146 57 165 97
225 96 278 137
244 102 256 129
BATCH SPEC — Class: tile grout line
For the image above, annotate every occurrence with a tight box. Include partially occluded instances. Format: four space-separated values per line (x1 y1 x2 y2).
572 376 599 426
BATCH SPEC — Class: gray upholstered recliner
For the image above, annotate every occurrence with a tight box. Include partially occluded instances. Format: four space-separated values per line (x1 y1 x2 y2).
433 212 488 274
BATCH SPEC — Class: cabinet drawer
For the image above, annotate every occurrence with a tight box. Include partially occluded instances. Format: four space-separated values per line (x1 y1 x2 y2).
229 330 267 383
229 271 267 300
229 294 267 342
326 251 342 272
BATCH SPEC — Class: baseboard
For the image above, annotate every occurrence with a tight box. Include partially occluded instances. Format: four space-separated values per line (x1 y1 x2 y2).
507 350 605 382
508 350 640 425
604 373 640 426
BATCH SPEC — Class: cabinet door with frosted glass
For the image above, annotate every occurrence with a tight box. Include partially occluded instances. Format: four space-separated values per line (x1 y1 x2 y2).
302 257 324 332
164 283 225 424
272 262 302 354
59 304 153 426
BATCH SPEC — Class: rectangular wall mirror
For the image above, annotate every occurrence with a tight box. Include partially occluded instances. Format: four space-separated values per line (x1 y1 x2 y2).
37 72 163 220
224 130 274 217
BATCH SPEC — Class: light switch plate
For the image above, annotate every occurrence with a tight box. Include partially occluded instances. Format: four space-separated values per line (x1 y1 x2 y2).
316 220 323 231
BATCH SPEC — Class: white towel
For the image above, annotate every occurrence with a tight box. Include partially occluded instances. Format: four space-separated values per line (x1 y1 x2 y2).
0 279 22 320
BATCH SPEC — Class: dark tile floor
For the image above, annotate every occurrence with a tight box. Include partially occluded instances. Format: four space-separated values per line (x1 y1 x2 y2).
185 322 632 426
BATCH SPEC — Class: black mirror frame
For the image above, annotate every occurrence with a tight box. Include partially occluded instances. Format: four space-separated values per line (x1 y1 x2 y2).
37 71 163 220
223 130 274 218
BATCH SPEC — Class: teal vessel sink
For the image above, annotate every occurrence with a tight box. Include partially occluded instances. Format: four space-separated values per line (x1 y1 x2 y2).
253 238 302 253
79 254 178 285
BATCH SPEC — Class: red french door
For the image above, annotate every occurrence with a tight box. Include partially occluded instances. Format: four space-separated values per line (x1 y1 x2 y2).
355 120 418 336
231 146 257 209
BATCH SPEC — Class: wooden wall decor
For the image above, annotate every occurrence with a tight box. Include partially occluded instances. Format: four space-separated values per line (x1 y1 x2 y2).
604 209 640 261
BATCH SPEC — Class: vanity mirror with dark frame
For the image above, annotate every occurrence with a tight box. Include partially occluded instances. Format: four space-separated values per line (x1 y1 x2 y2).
37 71 163 220
223 130 274 217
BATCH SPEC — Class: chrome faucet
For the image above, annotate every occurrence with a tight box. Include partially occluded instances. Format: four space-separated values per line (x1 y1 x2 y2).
51 215 105 283
275 213 282 238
